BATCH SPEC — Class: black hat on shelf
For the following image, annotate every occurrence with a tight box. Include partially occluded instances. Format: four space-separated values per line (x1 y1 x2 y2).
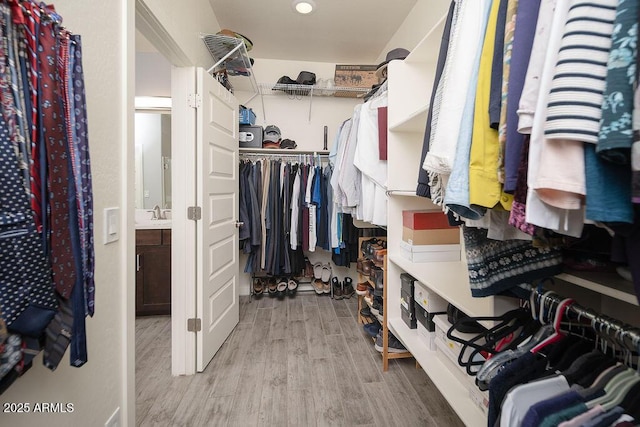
375 48 410 78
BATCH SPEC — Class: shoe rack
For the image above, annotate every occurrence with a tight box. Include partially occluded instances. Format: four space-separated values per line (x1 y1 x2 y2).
357 237 413 371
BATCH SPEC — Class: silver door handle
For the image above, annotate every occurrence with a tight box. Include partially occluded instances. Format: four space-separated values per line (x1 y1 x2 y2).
235 221 244 228
136 254 141 272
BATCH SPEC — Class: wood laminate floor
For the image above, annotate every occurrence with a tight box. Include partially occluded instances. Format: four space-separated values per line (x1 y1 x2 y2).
135 294 464 427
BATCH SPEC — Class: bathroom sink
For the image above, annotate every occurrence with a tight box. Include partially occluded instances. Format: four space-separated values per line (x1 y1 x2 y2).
135 219 172 229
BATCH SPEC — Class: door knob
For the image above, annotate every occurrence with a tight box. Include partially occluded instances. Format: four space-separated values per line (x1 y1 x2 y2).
235 221 244 228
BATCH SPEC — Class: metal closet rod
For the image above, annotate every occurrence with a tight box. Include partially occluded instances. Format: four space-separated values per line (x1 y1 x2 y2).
239 152 329 162
532 286 640 352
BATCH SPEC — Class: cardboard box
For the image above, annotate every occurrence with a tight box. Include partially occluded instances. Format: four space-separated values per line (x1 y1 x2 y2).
402 227 460 245
400 240 461 262
239 125 263 148
402 210 456 230
334 64 378 98
414 280 449 313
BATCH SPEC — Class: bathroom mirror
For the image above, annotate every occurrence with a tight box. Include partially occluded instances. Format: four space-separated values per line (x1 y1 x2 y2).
134 97 171 210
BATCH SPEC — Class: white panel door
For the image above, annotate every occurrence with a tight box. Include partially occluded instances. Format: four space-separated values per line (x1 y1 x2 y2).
196 67 239 372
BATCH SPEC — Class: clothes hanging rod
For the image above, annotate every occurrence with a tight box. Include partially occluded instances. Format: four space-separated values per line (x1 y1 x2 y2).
239 148 329 155
239 151 329 157
532 286 640 353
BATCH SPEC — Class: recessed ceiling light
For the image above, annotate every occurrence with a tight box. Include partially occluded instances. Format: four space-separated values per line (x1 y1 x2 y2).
292 0 316 14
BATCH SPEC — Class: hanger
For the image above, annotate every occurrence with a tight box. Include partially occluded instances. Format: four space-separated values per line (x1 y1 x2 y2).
530 298 574 353
446 308 537 376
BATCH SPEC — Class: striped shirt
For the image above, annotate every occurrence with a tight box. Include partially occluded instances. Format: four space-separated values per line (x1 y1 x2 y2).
543 0 617 143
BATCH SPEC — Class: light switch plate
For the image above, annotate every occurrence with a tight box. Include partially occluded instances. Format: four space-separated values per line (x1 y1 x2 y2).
104 207 120 244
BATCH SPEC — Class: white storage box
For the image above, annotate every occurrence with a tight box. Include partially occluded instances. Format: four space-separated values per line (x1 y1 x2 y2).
414 280 448 313
433 314 486 371
399 240 461 262
416 321 436 351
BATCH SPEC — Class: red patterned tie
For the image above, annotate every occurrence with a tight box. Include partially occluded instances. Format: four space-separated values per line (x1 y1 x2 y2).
39 18 75 299
21 2 43 231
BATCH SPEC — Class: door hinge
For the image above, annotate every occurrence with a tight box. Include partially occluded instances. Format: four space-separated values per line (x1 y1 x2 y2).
187 206 201 221
188 93 202 109
187 318 201 332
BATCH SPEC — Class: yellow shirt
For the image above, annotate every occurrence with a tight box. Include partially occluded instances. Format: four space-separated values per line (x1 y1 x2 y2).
469 0 513 211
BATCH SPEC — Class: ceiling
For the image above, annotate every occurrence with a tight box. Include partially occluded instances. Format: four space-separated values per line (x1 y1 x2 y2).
208 0 418 64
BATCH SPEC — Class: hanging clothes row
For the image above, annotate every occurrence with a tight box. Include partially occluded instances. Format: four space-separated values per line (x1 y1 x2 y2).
0 0 93 392
330 83 389 227
239 153 352 277
416 0 640 302
444 286 640 427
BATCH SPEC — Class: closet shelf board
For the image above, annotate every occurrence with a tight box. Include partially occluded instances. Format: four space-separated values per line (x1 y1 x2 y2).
388 317 486 427
389 253 518 326
556 271 638 306
403 12 448 66
389 104 428 133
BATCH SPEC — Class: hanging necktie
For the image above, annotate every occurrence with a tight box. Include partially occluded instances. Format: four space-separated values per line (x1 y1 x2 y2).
69 34 95 316
38 17 76 299
20 2 43 231
59 33 87 366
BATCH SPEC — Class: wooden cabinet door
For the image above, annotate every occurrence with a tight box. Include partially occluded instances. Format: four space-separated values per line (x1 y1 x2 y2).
136 244 171 316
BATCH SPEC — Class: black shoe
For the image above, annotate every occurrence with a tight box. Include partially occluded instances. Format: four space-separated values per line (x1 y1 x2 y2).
360 306 372 318
342 277 355 299
332 277 343 300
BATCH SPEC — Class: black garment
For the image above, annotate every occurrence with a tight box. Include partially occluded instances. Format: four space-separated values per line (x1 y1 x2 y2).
416 0 455 198
238 162 250 243
489 0 509 129
281 162 292 274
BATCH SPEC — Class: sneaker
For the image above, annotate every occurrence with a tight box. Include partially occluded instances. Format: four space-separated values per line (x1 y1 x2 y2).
355 282 370 296
374 332 407 353
360 306 372 318
364 322 381 338
342 277 355 299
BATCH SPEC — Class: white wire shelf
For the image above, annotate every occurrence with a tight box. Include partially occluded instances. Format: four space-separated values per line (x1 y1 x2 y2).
258 82 371 98
200 33 264 114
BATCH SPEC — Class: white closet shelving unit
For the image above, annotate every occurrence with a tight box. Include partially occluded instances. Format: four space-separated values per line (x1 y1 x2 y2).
384 11 640 427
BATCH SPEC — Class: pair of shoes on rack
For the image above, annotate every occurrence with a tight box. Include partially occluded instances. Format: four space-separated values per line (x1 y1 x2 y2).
374 331 407 354
276 278 299 299
357 258 374 277
371 296 384 317
356 281 371 296
363 321 381 338
360 306 373 320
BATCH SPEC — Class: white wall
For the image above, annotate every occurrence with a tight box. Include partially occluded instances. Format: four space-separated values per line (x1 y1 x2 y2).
135 52 171 97
2 1 135 427
138 0 222 68
376 0 452 62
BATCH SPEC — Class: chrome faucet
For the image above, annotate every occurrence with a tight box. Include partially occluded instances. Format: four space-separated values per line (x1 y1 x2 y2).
151 205 164 220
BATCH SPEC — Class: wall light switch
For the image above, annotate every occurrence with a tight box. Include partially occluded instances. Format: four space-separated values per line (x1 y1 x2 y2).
104 207 120 244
